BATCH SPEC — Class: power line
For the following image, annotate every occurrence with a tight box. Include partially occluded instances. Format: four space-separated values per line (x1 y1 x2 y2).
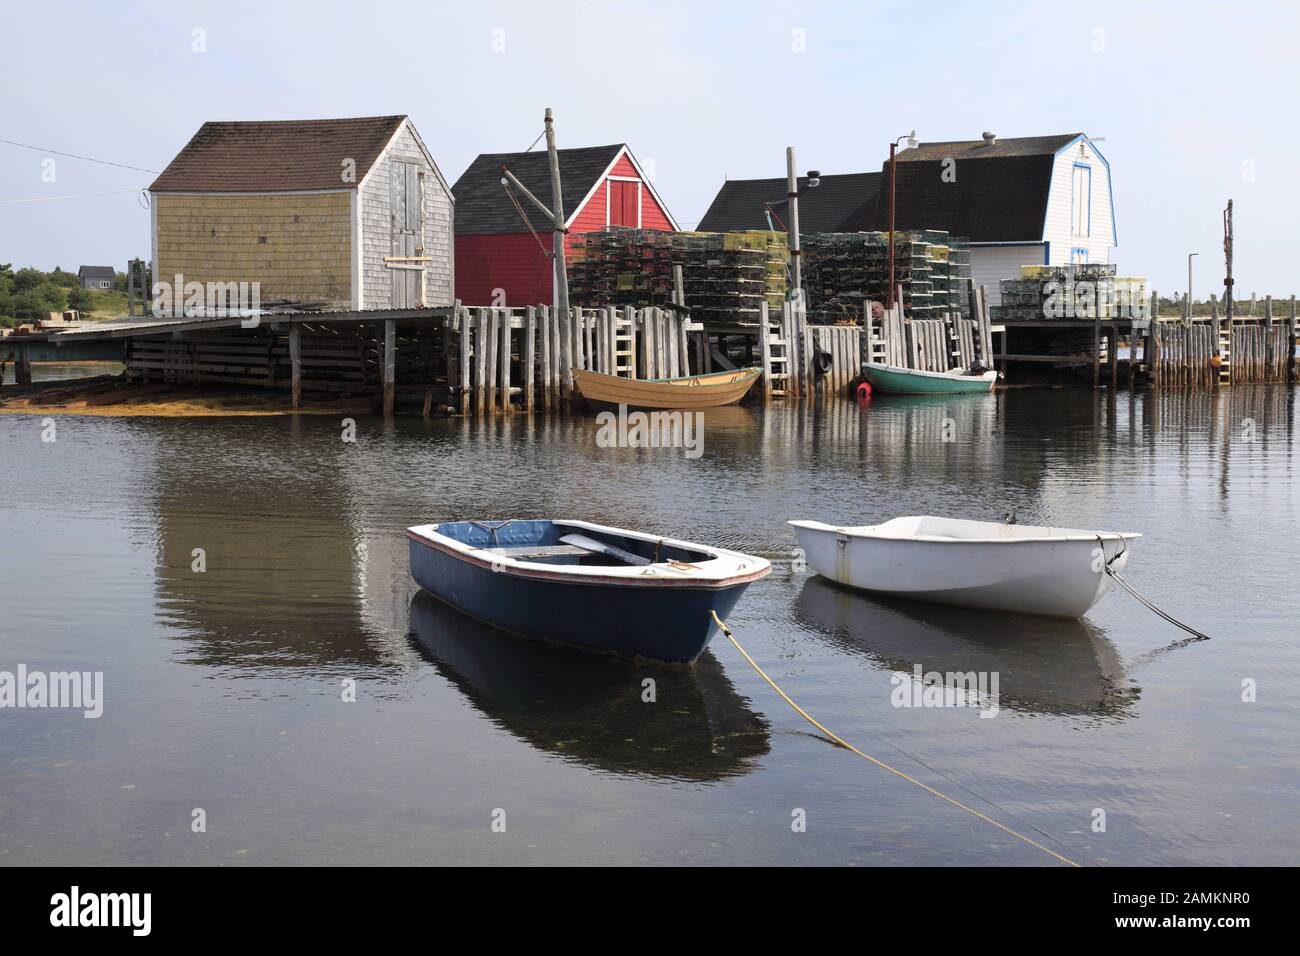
0 138 160 174
0 188 146 205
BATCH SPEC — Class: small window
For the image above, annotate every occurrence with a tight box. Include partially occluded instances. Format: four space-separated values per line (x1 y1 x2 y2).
1072 164 1091 238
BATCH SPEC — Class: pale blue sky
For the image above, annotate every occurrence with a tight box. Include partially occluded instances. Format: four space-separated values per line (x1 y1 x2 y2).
2 0 1296 297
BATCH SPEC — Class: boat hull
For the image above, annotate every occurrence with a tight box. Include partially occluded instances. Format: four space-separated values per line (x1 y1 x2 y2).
574 366 760 410
790 520 1136 618
408 535 758 664
861 363 996 395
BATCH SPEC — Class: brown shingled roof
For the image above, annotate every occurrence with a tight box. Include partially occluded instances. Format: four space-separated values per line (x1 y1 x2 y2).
149 116 407 193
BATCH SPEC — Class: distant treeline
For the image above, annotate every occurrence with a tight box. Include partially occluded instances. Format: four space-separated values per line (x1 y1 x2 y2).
1157 294 1297 318
0 264 127 326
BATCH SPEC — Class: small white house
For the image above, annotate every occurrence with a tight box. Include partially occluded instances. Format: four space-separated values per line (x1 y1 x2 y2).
890 132 1117 305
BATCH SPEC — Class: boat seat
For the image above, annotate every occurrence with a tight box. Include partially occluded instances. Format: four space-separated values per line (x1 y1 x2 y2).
480 544 589 560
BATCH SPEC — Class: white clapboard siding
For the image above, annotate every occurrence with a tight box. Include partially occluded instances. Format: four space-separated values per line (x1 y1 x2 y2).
969 244 1046 307
1042 136 1115 266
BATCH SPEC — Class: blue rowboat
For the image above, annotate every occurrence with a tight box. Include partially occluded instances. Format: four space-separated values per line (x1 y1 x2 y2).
406 519 770 664
861 362 997 395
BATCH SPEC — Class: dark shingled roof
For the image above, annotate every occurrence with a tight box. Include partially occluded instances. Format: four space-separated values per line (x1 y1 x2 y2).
149 116 407 193
869 154 1058 242
77 265 116 280
698 134 1084 243
697 172 881 233
895 133 1080 163
452 144 625 235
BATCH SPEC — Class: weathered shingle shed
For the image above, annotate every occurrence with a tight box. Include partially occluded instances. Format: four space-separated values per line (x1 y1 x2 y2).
452 144 678 307
698 133 1116 306
149 115 453 311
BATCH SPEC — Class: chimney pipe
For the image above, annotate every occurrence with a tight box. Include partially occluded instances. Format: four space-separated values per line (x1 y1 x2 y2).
982 131 997 146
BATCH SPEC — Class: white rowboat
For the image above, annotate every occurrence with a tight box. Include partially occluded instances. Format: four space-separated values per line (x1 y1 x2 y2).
788 516 1140 618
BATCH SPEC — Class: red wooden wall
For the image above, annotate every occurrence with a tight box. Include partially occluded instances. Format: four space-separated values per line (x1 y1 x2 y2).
454 152 676 307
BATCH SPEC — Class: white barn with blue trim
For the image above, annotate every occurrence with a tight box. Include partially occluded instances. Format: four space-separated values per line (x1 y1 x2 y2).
887 131 1117 305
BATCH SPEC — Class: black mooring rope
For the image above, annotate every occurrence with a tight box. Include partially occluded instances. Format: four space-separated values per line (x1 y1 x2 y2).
1099 536 1211 641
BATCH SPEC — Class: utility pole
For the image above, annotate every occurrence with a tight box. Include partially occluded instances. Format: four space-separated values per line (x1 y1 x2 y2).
1223 200 1234 325
887 141 898 309
1187 252 1198 320
886 132 915 309
785 146 802 299
544 107 572 390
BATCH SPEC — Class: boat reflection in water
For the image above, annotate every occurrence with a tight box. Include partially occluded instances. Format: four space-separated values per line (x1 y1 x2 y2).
794 577 1138 718
407 591 770 782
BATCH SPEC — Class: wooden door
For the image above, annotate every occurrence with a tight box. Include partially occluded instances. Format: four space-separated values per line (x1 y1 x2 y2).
608 179 640 228
391 162 424 308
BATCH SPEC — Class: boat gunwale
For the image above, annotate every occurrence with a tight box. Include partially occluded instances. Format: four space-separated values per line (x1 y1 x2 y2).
407 520 771 589
788 518 1142 545
572 366 761 386
861 362 998 383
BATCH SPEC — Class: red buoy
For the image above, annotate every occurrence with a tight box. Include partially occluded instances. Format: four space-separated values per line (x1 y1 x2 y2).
856 381 872 402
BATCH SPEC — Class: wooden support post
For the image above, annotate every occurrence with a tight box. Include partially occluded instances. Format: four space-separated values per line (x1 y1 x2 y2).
382 320 396 417
1109 322 1118 389
289 324 302 409
486 310 500 413
1091 319 1100 388
475 310 487 418
667 314 680 378
759 301 773 403
524 306 536 414
499 309 512 414
678 315 690 377
540 305 552 412
459 306 471 416
1264 295 1274 381
1289 295 1297 384
641 310 654 379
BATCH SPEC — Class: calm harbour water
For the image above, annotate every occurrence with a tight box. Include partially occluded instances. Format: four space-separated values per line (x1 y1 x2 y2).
1 386 1297 866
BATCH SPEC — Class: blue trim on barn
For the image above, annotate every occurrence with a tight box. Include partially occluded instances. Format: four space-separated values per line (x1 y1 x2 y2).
1055 133 1116 246
1072 162 1093 239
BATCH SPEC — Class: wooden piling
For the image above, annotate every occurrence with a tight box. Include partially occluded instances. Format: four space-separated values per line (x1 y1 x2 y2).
499 308 512 414
524 306 536 413
475 310 488 417
540 305 553 412
288 324 302 409
759 301 773 403
382 320 396 417
459 306 472 416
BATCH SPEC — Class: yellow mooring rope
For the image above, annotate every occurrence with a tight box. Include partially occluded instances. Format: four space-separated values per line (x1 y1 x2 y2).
710 610 1081 867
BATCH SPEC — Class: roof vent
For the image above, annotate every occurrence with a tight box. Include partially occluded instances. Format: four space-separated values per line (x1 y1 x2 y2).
982 131 997 146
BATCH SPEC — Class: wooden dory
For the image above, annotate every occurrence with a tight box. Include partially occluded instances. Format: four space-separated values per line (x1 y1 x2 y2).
789 516 1140 618
861 362 997 395
407 519 770 664
573 366 761 410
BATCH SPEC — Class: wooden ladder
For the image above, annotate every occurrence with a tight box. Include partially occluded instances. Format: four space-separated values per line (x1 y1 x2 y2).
760 301 790 400
1218 321 1232 383
613 308 636 378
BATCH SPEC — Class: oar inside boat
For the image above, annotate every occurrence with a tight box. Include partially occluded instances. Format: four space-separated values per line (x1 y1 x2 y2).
406 519 771 664
559 533 652 566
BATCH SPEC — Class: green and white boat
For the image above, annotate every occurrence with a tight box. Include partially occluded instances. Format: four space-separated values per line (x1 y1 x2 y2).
861 362 998 395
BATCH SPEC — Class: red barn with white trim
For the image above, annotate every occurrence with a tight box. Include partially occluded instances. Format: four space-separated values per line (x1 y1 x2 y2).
451 144 678 307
